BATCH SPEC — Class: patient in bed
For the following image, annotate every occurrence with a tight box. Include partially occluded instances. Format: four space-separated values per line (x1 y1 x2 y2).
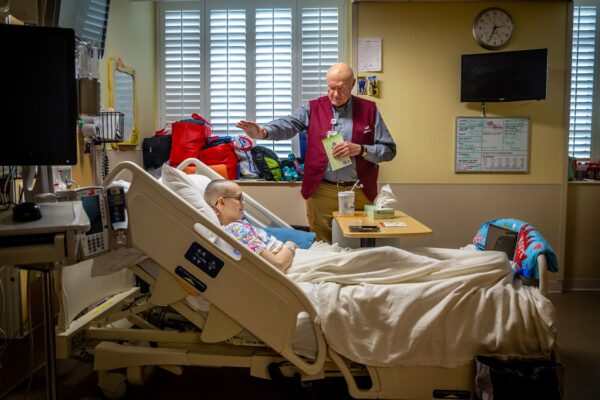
204 179 299 272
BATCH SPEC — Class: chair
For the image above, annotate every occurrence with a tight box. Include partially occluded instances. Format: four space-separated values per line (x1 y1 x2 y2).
473 218 559 297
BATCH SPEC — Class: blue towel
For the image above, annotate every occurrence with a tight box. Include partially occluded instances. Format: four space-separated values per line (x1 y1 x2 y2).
262 227 316 250
473 218 558 279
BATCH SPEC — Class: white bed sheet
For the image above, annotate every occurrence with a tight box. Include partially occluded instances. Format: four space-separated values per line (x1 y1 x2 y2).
91 242 556 367
286 245 557 368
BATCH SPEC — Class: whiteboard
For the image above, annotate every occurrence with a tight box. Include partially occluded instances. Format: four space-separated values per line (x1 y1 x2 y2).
455 117 529 173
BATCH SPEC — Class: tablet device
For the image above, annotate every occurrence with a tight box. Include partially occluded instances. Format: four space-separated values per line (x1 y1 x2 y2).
349 225 380 232
484 224 518 260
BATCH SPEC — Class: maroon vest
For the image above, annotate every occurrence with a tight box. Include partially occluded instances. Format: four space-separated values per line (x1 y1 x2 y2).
301 96 378 201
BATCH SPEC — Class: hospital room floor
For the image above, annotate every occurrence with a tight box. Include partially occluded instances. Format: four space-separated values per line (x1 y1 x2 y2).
3 291 600 400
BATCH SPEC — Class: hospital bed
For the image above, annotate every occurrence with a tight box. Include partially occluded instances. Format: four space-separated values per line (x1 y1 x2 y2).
52 159 557 399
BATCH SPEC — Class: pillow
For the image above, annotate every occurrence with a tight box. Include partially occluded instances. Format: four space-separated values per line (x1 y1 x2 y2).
160 164 220 242
187 173 212 195
262 227 316 249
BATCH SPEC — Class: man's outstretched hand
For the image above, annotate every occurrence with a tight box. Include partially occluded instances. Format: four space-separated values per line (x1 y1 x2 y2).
236 120 266 139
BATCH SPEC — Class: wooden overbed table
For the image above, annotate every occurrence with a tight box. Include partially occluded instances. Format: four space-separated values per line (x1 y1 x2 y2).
333 210 432 247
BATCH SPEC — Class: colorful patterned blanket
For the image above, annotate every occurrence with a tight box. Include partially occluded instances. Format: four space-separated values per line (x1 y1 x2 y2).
473 218 558 279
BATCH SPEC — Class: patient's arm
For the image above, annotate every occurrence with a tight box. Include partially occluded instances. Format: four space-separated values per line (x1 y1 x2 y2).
226 220 298 272
260 241 297 272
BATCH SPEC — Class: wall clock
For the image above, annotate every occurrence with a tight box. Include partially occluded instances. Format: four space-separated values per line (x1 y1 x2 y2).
472 7 514 50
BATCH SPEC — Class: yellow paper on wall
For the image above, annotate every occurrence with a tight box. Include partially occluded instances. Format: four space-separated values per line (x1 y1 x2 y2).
322 132 352 171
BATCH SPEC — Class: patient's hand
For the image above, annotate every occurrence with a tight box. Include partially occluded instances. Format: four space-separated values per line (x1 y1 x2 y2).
266 237 284 254
285 241 299 252
261 240 298 272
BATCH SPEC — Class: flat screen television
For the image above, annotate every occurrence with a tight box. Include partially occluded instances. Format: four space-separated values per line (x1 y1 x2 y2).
460 48 548 103
0 24 77 166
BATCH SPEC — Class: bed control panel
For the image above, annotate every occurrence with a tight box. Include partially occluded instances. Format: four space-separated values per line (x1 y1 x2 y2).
184 242 224 278
76 187 109 257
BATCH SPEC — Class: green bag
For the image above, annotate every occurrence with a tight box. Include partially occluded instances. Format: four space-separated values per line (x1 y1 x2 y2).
251 146 282 181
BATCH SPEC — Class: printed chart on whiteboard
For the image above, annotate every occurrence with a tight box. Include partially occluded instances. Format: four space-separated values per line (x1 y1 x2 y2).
455 117 529 173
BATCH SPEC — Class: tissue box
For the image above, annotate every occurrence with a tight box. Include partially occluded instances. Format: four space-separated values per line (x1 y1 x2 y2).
365 205 395 219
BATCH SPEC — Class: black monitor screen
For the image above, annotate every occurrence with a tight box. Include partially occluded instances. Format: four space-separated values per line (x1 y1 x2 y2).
461 49 548 103
81 196 103 235
0 24 77 166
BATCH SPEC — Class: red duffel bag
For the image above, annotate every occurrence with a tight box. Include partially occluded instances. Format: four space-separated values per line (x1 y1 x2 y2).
198 136 239 180
168 114 211 167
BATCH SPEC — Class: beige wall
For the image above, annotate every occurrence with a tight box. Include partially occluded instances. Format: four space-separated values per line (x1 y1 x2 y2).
565 183 600 289
73 0 154 185
99 0 155 136
355 1 569 184
343 1 570 288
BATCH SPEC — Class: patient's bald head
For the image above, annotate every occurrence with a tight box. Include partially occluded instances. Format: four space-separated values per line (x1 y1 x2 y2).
204 179 239 206
205 179 245 225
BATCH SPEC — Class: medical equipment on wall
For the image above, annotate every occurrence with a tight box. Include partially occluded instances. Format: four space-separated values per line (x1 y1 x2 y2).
76 40 126 183
77 40 100 116
75 187 110 257
79 112 125 181
106 186 127 231
50 184 129 260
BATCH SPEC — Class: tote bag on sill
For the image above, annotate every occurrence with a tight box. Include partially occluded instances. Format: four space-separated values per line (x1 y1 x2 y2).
168 113 211 167
198 136 239 180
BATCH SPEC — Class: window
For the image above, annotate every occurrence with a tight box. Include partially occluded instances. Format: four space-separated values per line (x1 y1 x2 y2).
79 0 110 55
58 0 111 56
158 0 344 158
570 4 598 160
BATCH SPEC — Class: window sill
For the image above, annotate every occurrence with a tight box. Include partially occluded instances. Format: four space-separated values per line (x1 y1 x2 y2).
236 180 302 187
569 180 600 185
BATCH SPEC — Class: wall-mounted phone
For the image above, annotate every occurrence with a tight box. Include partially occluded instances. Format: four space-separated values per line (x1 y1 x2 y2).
76 186 109 257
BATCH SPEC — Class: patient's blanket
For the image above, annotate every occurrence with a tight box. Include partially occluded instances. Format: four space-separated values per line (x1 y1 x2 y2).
286 246 557 368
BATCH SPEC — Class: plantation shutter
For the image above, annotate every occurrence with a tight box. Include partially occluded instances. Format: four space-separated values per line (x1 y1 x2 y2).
255 8 294 157
301 7 339 104
161 8 202 124
570 5 596 160
157 1 344 159
76 0 110 56
209 9 247 136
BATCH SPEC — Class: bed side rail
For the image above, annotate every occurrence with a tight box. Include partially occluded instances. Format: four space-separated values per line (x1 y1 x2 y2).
103 161 326 376
177 158 291 229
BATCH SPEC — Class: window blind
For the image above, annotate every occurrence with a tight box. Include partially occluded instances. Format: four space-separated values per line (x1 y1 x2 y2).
570 6 596 160
254 8 294 156
157 1 343 159
77 0 110 56
301 7 339 104
162 10 202 123
209 9 247 135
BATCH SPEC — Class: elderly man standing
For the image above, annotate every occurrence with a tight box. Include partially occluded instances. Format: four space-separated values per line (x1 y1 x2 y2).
237 62 396 243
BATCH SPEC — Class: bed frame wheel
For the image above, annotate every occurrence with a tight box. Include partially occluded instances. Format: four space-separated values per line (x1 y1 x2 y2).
127 365 155 385
98 371 127 399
